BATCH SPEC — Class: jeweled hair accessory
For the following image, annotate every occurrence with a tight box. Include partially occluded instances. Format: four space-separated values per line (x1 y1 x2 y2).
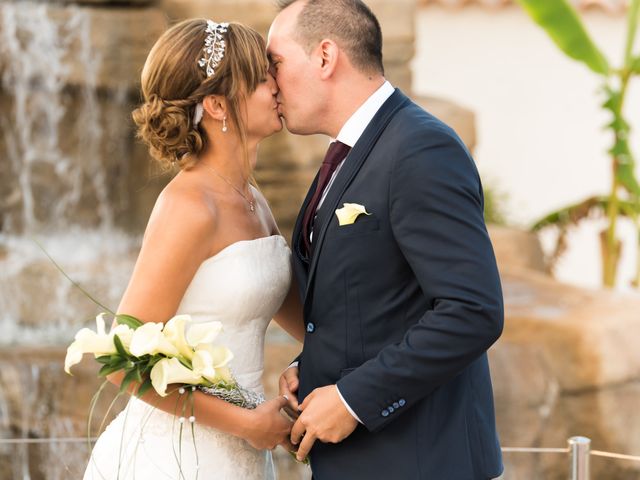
198 20 229 78
193 21 228 126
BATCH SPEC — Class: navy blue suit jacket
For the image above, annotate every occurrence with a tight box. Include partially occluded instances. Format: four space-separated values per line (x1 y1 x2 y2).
291 89 504 479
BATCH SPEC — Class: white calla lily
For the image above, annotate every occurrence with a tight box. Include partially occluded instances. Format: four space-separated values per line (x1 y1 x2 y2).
64 324 121 374
150 357 203 397
213 366 233 384
335 203 371 226
163 315 195 360
111 324 134 350
186 321 223 347
195 344 234 367
75 328 118 354
129 322 180 358
64 342 84 375
192 350 217 382
95 313 108 336
192 344 234 383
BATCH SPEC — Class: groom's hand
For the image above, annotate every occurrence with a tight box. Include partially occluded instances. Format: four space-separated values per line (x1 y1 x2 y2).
279 365 300 418
290 385 358 461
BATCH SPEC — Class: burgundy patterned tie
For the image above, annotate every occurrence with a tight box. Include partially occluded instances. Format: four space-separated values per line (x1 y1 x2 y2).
302 140 351 255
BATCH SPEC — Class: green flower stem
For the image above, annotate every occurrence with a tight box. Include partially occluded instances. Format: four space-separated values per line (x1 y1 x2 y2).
190 392 199 480
170 388 188 480
117 395 134 480
97 391 125 441
32 238 115 314
86 380 109 470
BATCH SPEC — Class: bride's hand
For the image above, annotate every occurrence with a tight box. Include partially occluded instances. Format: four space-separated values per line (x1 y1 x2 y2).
243 396 294 451
279 365 300 419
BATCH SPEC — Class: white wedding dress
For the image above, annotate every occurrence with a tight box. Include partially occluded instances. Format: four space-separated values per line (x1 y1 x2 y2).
84 235 291 480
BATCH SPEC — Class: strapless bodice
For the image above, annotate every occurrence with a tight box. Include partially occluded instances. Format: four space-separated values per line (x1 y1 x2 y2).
176 234 291 392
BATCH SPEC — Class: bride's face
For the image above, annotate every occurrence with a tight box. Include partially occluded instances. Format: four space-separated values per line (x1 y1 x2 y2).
243 72 282 141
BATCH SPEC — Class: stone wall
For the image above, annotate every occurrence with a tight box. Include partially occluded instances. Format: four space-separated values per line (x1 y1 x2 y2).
0 2 168 234
3 230 640 479
9 1 640 479
0 0 475 241
488 227 640 479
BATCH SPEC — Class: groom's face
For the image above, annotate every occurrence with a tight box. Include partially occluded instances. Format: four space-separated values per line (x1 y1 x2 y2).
267 3 324 135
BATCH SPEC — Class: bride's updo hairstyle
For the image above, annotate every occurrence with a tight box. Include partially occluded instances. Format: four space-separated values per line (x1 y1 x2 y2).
132 19 269 170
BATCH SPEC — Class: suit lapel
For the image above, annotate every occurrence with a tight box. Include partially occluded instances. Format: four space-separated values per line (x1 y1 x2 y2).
304 89 410 301
291 172 319 295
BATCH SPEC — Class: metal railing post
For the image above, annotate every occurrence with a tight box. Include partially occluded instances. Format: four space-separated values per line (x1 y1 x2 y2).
568 436 591 480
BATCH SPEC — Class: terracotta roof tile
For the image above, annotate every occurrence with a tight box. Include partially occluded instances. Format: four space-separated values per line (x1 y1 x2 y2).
421 0 629 14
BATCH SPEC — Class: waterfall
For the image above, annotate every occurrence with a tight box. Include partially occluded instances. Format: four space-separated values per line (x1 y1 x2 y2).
0 2 138 347
0 3 165 478
0 2 113 232
0 355 109 479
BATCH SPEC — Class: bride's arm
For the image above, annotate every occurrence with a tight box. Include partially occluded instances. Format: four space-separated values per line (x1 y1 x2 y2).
108 368 290 450
273 274 305 342
106 185 292 449
114 186 214 324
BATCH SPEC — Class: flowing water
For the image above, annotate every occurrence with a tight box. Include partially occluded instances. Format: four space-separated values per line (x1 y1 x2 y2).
0 4 138 477
0 2 137 344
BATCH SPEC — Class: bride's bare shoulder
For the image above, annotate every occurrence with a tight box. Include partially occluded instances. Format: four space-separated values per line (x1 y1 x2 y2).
145 172 218 241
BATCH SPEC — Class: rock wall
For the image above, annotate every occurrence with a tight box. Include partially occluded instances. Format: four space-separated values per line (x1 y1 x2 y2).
0 0 472 241
4 1 639 479
489 227 640 479
0 2 168 234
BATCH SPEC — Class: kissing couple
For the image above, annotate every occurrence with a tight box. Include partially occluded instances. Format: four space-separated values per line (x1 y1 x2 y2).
83 1 504 479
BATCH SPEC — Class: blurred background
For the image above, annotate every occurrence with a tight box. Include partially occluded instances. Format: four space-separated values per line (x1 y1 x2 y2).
0 0 639 478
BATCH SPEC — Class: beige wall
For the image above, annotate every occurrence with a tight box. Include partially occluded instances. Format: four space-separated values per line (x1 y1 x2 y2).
413 5 640 290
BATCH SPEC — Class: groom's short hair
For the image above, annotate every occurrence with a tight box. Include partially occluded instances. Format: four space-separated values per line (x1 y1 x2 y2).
276 0 384 75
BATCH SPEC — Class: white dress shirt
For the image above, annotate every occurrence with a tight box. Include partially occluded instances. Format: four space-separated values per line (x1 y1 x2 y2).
309 80 395 242
294 80 395 424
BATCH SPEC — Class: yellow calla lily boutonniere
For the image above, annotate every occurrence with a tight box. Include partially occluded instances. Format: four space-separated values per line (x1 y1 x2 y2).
335 203 371 226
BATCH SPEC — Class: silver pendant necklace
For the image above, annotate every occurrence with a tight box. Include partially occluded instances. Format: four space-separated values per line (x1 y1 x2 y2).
202 164 256 213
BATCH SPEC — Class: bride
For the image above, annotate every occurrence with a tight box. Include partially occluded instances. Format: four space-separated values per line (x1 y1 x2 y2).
83 18 304 479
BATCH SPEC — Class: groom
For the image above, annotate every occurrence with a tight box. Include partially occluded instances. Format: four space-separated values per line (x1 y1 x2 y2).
268 1 504 478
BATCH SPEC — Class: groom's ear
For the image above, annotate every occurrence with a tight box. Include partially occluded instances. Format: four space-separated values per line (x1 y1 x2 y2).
202 95 227 122
317 39 339 80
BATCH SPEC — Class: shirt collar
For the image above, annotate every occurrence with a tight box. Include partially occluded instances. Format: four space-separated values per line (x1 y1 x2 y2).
334 80 395 148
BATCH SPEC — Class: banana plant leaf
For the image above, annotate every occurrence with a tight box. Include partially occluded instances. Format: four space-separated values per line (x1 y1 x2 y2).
532 196 640 231
516 0 610 75
617 161 640 196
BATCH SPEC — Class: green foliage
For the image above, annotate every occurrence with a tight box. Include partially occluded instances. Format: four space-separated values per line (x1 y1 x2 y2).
515 0 610 74
520 0 640 287
136 378 154 398
113 334 128 357
116 314 144 329
483 182 509 226
532 196 639 232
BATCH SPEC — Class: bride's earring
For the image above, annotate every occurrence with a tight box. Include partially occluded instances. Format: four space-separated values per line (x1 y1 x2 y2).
222 116 228 133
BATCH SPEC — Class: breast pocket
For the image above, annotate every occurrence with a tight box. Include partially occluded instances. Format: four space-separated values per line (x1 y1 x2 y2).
334 214 380 237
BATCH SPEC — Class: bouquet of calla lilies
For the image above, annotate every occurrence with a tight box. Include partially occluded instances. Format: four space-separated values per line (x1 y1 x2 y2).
35 240 274 479
65 313 261 408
